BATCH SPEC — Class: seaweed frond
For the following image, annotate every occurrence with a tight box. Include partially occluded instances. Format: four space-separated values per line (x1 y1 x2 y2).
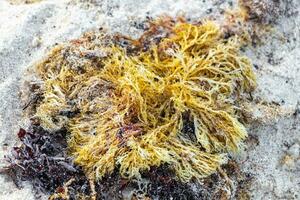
34 19 256 182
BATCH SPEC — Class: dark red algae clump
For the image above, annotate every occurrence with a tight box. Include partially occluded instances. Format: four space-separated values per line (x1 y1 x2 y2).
2 122 92 199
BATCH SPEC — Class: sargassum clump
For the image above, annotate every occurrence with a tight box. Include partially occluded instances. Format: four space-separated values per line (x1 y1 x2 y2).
34 20 256 182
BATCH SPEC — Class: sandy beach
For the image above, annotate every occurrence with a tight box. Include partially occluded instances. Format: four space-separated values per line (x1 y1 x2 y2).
0 0 299 199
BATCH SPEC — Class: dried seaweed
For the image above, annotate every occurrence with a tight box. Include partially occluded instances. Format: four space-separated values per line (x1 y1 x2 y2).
33 19 256 182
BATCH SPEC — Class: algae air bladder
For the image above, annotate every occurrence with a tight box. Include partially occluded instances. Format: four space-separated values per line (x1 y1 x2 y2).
33 18 256 183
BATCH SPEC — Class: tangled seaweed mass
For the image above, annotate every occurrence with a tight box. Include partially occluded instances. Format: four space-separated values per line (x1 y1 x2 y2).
32 19 256 183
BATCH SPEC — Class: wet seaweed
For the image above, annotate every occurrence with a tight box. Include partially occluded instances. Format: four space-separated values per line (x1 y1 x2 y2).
3 123 252 199
3 123 91 198
33 19 256 183
3 16 257 199
2 124 253 199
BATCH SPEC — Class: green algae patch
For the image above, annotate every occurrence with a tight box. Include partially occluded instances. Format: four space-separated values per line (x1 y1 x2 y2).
32 19 256 183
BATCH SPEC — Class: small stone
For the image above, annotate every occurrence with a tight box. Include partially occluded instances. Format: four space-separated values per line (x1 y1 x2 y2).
281 155 295 168
287 143 300 159
31 36 42 48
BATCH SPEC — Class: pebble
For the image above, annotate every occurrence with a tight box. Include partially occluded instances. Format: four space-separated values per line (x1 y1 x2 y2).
287 143 300 159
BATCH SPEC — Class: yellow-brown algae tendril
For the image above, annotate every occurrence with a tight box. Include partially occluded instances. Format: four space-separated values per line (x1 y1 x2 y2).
34 20 256 182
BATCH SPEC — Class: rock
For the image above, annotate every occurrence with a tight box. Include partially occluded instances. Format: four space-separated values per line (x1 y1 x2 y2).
287 143 300 159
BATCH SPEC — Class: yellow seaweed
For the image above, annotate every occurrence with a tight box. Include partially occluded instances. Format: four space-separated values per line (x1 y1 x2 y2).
34 20 256 182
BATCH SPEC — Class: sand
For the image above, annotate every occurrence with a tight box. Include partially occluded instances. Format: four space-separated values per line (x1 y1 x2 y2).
0 0 299 199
